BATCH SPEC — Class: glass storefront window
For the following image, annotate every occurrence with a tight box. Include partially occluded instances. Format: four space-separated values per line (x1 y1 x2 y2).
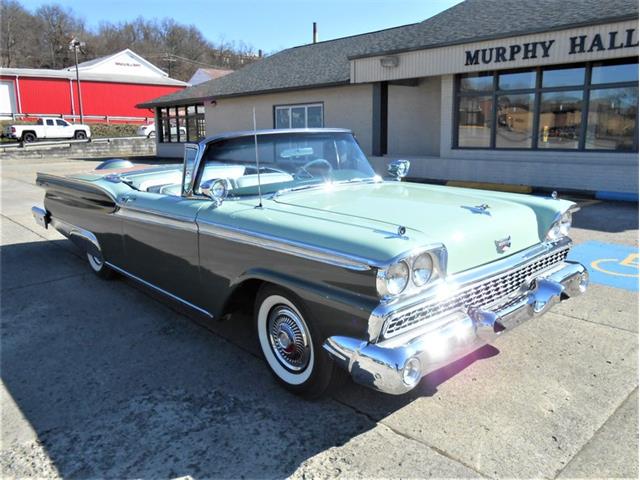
454 58 637 152
591 60 639 84
291 107 306 128
458 95 493 147
586 87 638 151
498 70 536 90
274 103 324 128
542 66 585 87
156 104 205 143
460 73 493 93
538 91 583 149
307 105 323 127
496 93 534 148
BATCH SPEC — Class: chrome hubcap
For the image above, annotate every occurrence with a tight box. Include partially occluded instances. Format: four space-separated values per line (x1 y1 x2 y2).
267 305 310 372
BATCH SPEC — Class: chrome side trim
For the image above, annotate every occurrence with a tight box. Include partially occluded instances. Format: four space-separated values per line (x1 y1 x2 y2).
105 262 213 318
367 237 573 341
50 217 102 257
197 220 373 271
115 205 198 232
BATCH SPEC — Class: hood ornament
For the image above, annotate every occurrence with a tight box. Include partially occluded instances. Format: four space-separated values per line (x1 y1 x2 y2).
495 236 512 253
462 203 491 215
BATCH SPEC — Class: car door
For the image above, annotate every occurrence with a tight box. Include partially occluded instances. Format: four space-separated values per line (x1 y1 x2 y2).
118 146 208 307
44 118 56 137
55 119 73 138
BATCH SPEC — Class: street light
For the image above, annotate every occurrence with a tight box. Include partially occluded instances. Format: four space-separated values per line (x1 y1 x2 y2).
69 37 85 123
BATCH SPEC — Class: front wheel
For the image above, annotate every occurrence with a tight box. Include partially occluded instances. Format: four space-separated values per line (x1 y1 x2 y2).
255 285 337 398
74 130 87 140
87 252 116 280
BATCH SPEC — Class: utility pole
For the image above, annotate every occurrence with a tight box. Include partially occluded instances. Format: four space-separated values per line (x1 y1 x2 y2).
69 37 85 123
162 53 177 77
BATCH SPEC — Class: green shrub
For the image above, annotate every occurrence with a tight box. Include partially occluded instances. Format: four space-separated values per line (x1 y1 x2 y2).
90 123 139 138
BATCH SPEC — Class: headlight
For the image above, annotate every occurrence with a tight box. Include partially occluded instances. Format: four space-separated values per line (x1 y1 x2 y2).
412 252 434 286
376 261 409 297
546 211 572 241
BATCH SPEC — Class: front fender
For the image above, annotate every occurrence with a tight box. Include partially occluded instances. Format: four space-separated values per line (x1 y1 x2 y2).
227 268 378 340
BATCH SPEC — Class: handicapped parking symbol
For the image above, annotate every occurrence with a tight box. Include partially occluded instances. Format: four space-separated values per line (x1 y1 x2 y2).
591 253 639 278
567 242 639 292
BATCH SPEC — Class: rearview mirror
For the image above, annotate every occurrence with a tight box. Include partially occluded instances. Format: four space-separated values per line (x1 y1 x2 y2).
387 159 410 181
201 178 229 206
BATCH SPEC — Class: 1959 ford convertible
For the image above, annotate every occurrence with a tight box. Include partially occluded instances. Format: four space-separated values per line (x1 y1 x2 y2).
33 128 588 397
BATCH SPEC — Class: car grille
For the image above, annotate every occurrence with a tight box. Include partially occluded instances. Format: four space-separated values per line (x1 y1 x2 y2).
382 247 570 338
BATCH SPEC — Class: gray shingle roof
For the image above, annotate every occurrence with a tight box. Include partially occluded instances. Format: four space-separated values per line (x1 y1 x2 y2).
139 0 638 108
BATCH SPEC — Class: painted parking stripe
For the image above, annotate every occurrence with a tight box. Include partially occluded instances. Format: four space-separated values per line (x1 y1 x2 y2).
567 241 639 292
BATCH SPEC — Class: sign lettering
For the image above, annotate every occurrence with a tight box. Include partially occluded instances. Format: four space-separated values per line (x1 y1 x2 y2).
465 28 638 66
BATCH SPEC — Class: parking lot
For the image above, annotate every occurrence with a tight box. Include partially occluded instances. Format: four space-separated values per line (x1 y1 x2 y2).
1 154 638 479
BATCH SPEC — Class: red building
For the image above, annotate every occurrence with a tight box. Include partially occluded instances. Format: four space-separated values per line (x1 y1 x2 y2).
0 49 188 123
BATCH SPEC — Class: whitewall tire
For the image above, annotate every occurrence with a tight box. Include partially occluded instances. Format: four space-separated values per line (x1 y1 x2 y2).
255 285 337 398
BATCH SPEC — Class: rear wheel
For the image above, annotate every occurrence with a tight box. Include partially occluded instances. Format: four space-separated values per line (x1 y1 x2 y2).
74 130 87 140
147 131 156 138
22 132 36 143
255 285 338 398
87 252 116 280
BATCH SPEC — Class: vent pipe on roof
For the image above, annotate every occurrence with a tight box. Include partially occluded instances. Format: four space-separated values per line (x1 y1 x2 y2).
313 22 318 44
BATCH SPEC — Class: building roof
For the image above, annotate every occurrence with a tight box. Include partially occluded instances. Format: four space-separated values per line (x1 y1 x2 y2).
0 67 188 86
188 68 234 85
62 48 173 79
138 0 638 108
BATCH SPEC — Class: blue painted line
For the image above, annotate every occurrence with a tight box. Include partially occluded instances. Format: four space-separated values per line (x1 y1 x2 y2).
567 241 638 292
595 191 639 202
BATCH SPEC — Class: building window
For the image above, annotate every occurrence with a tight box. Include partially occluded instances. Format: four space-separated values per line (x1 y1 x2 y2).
274 103 324 128
157 104 205 143
454 58 639 152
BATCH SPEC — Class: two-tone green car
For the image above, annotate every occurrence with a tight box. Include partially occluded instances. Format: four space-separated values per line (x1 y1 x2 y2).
32 128 589 397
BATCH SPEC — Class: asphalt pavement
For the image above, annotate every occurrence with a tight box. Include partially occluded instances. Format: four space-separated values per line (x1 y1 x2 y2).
1 154 637 479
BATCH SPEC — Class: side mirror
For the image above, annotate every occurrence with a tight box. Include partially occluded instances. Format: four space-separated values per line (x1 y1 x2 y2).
387 159 410 181
201 178 229 206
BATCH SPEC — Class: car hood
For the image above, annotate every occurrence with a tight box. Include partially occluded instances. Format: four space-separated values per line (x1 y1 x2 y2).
270 181 547 274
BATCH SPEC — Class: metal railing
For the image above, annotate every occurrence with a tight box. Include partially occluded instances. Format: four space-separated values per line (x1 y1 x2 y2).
0 112 153 124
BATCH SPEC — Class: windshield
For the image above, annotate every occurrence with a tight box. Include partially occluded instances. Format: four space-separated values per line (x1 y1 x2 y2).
195 131 376 197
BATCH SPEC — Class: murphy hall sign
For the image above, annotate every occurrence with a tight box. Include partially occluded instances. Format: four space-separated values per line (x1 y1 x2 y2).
465 27 638 66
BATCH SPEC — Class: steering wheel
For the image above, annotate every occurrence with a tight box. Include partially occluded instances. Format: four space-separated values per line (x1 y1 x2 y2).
295 158 333 179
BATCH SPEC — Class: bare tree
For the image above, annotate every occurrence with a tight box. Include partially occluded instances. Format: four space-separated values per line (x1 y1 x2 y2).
0 1 260 79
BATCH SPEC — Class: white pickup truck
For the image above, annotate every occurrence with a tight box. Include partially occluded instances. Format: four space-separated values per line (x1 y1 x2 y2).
2 118 91 142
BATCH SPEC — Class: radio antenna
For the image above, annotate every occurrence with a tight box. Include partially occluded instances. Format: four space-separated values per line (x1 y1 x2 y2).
252 107 263 208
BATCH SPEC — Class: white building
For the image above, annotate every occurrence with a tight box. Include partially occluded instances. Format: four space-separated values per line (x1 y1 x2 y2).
140 0 639 197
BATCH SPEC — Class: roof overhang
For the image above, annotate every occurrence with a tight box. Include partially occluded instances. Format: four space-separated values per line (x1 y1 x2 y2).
137 80 350 109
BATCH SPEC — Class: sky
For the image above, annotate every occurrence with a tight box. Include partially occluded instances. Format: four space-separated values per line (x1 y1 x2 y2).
19 0 463 53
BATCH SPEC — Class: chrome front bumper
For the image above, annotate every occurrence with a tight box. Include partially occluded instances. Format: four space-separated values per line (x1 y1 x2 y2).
324 260 588 395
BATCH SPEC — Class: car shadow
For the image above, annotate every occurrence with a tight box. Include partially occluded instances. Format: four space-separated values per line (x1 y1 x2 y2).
571 200 638 234
1 237 502 478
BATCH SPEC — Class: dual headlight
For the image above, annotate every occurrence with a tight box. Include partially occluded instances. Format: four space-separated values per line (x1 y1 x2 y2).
546 210 573 241
376 252 436 298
